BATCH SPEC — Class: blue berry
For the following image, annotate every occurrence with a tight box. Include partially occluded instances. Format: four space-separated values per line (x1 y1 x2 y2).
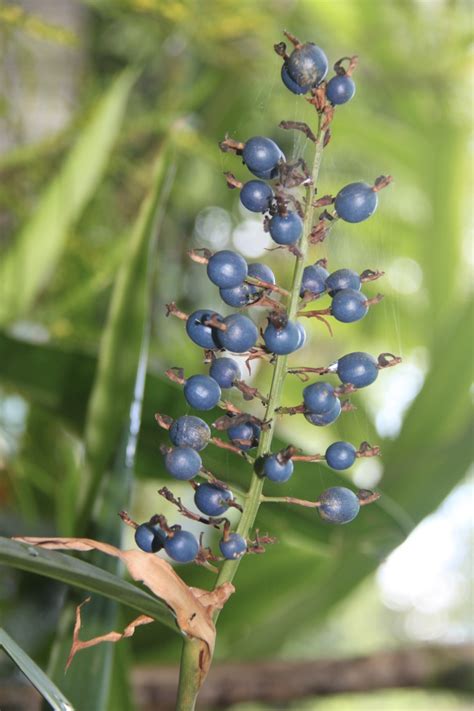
287 43 328 88
219 283 251 307
325 441 357 470
186 309 222 349
194 483 233 516
209 357 240 389
184 374 221 411
207 250 248 289
219 533 247 560
134 522 167 553
336 352 378 388
240 180 274 213
263 320 301 355
262 454 294 483
169 415 211 451
331 289 368 323
300 263 329 296
326 268 361 295
164 530 199 563
215 313 258 353
295 321 307 350
305 397 341 426
164 447 202 480
281 63 310 94
326 75 356 105
318 486 360 524
247 262 276 294
335 182 378 223
303 381 336 414
269 212 303 245
242 136 284 180
227 421 260 450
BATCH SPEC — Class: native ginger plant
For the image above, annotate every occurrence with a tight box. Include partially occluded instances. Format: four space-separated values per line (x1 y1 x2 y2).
15 32 401 711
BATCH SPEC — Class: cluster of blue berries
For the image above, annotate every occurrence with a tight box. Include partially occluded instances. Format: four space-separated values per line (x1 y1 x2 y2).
126 32 400 561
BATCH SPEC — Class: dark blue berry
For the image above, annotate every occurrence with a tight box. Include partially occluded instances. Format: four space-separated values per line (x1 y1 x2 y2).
169 415 211 451
326 75 356 105
325 441 357 470
262 454 294 483
326 268 361 295
303 381 336 414
263 320 301 355
295 321 307 350
215 313 258 353
240 180 274 213
269 212 303 245
335 182 378 223
242 136 284 180
134 522 166 553
331 289 368 323
305 397 341 426
318 486 360 524
207 250 247 289
194 483 233 516
219 533 247 560
281 63 310 94
336 352 378 388
287 43 328 88
209 357 240 389
164 447 202 480
164 530 199 563
184 374 221 411
186 309 222 349
247 262 276 294
219 283 251 307
300 263 329 296
227 421 260 450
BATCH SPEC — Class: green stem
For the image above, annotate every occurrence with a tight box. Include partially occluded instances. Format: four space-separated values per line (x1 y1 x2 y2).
175 638 203 711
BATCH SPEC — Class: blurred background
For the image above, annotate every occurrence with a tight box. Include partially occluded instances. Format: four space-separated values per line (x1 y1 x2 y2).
0 0 472 710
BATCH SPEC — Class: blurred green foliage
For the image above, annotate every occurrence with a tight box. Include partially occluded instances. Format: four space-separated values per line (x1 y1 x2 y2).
0 0 472 707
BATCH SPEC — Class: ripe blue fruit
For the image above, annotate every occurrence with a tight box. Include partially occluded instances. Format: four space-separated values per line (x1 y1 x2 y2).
326 74 356 105
209 357 241 389
287 42 328 88
263 320 301 355
335 182 378 223
331 288 368 323
134 522 167 553
169 415 211 451
336 352 378 388
247 262 276 293
305 396 341 426
240 180 274 213
303 381 336 414
242 136 284 180
219 283 251 307
281 63 310 94
207 250 248 289
318 486 360 524
326 268 361 295
300 263 329 296
184 374 221 411
325 441 357 470
164 530 199 563
262 454 294 483
164 447 202 480
194 483 233 516
295 321 307 350
269 212 303 245
215 313 258 353
186 309 222 349
220 533 247 559
227 420 260 450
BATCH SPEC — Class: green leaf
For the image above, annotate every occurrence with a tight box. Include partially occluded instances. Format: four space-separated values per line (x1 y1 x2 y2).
0 537 176 631
0 70 136 325
0 627 74 711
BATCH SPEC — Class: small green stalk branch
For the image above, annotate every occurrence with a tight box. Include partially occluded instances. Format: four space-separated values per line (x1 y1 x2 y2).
176 116 325 710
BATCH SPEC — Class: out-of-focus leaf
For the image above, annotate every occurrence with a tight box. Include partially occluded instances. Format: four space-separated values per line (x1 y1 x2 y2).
0 70 136 325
